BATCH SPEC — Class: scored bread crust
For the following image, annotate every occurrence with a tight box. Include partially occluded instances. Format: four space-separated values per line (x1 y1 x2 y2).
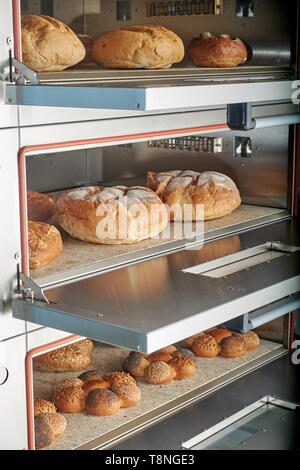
92 24 184 69
188 33 247 68
57 185 168 244
28 220 63 269
27 190 57 222
21 15 86 72
147 170 241 221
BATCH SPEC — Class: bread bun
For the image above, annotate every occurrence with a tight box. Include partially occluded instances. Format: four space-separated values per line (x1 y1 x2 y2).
111 382 141 408
34 399 57 417
220 336 247 357
34 416 54 449
233 331 260 350
175 346 196 359
33 342 91 372
92 25 184 69
27 190 57 222
104 371 136 387
168 352 196 379
85 388 121 416
75 339 94 355
122 352 150 378
191 334 220 357
57 185 168 244
180 333 204 349
208 328 232 344
82 377 110 395
28 220 63 269
147 170 241 220
188 32 247 68
21 15 85 71
54 385 86 413
55 377 84 390
144 361 176 384
36 412 67 437
77 34 95 64
78 369 104 382
147 345 177 363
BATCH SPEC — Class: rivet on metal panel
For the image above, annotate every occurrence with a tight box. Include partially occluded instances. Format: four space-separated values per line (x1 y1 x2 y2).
137 345 142 352
14 252 20 260
6 37 13 46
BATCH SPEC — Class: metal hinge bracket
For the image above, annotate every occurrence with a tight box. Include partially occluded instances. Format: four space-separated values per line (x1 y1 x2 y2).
0 54 39 85
18 272 49 304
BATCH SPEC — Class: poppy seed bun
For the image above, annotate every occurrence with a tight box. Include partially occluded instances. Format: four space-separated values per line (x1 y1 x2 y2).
188 32 247 68
92 25 184 69
191 334 220 357
85 388 121 416
220 336 247 357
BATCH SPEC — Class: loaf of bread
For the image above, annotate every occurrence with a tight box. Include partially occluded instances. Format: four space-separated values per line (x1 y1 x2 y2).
147 170 241 220
27 190 57 222
28 220 63 269
92 25 184 69
33 339 93 372
77 34 95 64
188 32 247 68
21 15 86 72
57 185 168 244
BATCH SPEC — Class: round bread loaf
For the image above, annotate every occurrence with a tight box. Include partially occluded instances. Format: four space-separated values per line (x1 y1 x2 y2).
57 185 168 244
34 416 54 449
82 377 110 395
27 190 57 222
28 220 63 269
21 15 86 72
111 382 141 408
234 331 260 350
220 336 247 357
144 361 176 384
34 399 57 417
77 34 95 64
104 371 136 387
147 170 241 221
36 412 67 437
191 334 220 357
75 339 94 355
55 377 84 390
181 333 204 349
208 328 232 344
188 32 247 68
54 385 86 413
147 345 177 363
78 369 104 382
168 352 196 379
85 388 121 416
92 25 184 69
33 343 91 372
122 352 150 378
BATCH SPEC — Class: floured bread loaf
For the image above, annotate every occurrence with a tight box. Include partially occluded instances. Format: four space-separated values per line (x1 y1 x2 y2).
92 24 184 69
147 170 241 220
28 220 63 269
188 32 247 68
57 185 168 244
21 15 86 71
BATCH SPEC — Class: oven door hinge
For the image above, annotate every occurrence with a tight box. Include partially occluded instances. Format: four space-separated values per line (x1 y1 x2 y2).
0 52 39 85
227 102 256 131
17 271 49 304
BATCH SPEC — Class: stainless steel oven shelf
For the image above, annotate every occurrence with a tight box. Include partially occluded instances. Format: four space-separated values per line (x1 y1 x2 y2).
12 220 300 353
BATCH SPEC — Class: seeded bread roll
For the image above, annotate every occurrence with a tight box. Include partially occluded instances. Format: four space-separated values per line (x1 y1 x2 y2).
85 388 121 416
188 32 247 68
33 342 91 372
54 385 86 413
104 371 136 387
147 170 241 221
78 369 104 382
181 333 204 349
34 399 57 417
27 190 57 222
55 377 84 390
28 220 63 269
92 25 184 69
233 331 260 350
75 339 94 355
36 412 67 437
208 328 232 344
34 416 54 449
191 334 220 357
168 352 196 379
144 361 176 384
111 382 141 408
122 352 150 378
220 336 247 357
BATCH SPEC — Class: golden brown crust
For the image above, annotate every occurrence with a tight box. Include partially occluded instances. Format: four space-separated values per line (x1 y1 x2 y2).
92 25 184 69
37 412 67 437
208 328 232 344
188 32 247 68
77 369 104 382
147 170 241 221
144 361 176 384
28 220 63 269
122 352 150 378
220 336 247 357
85 388 121 416
54 385 86 413
33 343 91 372
147 345 177 363
111 382 141 408
57 185 168 244
82 377 110 395
21 15 85 71
233 331 260 350
104 371 136 387
27 190 57 222
55 378 84 390
34 417 54 449
34 399 57 417
181 333 204 349
191 334 220 357
168 352 196 379
75 339 94 355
